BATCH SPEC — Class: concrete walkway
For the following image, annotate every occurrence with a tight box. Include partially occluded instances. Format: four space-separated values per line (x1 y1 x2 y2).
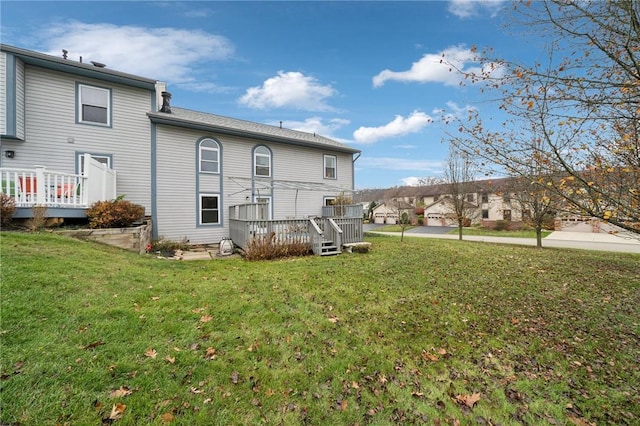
367 229 640 254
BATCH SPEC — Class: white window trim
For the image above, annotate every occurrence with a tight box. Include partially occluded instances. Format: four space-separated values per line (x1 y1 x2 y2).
324 154 337 180
200 193 221 225
254 146 271 177
77 84 111 126
76 152 112 175
199 139 220 174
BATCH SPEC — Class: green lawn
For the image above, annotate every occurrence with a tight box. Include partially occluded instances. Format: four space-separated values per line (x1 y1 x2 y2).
2 232 638 425
447 227 553 238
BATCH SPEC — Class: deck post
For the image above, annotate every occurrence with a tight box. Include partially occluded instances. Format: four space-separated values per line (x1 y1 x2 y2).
35 166 46 205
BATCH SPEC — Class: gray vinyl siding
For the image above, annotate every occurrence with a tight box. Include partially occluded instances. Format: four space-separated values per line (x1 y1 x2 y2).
154 124 355 244
6 65 152 210
0 52 6 135
155 125 224 244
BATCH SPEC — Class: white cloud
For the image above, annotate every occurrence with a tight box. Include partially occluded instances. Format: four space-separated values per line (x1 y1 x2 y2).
373 45 500 88
353 111 432 144
239 71 337 111
274 116 350 138
358 157 444 172
400 177 424 186
39 21 234 86
448 0 506 19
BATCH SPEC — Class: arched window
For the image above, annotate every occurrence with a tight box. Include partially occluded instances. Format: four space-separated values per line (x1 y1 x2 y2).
199 139 220 173
254 146 271 177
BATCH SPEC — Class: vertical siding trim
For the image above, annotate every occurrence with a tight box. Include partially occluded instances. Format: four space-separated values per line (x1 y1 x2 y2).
5 54 16 138
151 122 158 238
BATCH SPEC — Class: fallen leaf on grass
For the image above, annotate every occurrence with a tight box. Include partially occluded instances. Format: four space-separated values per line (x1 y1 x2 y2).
455 392 481 408
151 296 160 301
190 387 204 394
108 402 126 421
328 316 339 323
144 349 157 359
164 355 175 364
109 386 132 398
200 315 213 323
231 371 239 384
204 347 217 360
82 341 105 350
160 412 175 424
568 415 596 426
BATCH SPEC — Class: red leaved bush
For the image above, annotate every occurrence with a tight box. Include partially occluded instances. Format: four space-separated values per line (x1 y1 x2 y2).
86 198 144 228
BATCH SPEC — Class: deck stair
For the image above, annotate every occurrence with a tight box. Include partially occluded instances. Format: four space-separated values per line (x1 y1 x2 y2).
320 239 340 256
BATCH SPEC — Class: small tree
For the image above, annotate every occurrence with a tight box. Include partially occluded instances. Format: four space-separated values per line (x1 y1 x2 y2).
443 145 479 240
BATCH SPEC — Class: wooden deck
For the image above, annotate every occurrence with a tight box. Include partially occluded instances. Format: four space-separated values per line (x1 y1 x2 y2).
229 203 364 256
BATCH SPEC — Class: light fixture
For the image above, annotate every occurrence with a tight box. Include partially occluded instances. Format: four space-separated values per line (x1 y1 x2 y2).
4 150 15 159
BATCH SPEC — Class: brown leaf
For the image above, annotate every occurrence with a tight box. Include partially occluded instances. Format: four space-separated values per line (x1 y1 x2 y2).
340 399 348 411
328 316 339 323
144 348 157 359
109 386 132 398
82 340 105 350
204 347 217 360
568 416 595 426
108 402 127 420
190 387 204 394
455 392 481 408
161 412 175 424
231 371 239 384
164 355 175 364
200 315 212 323
151 296 160 301
421 350 438 361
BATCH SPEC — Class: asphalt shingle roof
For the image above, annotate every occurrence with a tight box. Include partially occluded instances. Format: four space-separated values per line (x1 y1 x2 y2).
148 107 360 154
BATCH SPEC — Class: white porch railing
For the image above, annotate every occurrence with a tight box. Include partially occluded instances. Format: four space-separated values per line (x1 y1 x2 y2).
0 154 116 209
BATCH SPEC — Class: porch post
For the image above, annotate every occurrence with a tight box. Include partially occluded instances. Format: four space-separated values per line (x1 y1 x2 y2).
35 166 46 205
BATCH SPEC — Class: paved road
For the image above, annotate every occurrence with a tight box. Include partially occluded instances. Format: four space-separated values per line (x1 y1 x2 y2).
364 226 640 254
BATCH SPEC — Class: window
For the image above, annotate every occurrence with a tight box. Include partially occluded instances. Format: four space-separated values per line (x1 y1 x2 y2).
254 146 271 177
503 210 512 221
482 209 489 219
324 155 337 179
466 194 474 202
481 193 488 203
434 194 440 201
78 84 110 125
200 195 220 224
199 139 220 173
324 197 336 206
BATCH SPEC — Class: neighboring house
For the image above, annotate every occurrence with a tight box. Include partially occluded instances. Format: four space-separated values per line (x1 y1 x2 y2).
0 44 362 248
372 200 413 224
417 178 526 228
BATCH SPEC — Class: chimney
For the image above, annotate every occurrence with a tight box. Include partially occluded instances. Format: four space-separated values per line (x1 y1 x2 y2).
160 91 172 113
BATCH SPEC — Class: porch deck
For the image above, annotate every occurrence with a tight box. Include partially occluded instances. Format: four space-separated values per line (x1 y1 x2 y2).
0 155 116 218
229 203 364 256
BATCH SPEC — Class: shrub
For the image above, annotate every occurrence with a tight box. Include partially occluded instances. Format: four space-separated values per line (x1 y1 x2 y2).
244 232 311 260
26 205 48 231
150 237 190 256
0 193 16 227
86 198 145 229
494 220 508 231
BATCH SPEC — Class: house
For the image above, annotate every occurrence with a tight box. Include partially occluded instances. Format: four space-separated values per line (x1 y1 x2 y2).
417 178 529 228
371 200 413 224
0 44 363 252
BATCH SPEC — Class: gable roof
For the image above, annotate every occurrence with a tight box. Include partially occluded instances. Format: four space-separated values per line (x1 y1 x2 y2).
1 44 158 90
148 107 360 154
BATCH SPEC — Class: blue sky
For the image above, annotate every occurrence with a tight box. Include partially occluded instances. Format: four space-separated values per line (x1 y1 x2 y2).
1 1 541 189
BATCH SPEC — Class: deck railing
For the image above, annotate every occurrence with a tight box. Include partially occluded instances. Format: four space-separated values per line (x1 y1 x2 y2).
0 167 88 207
0 155 116 210
229 203 364 254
